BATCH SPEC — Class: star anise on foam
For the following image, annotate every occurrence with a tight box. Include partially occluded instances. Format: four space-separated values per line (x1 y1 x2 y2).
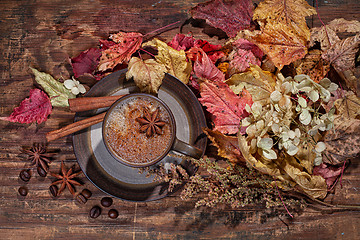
22 143 56 173
136 108 166 137
50 161 82 196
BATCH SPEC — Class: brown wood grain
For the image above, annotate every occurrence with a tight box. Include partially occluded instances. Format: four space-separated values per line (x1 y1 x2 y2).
1 0 360 239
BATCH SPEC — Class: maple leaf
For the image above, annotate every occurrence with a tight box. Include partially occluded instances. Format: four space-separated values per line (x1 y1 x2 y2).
228 48 260 74
168 33 195 51
0 88 52 124
126 57 166 94
190 0 254 38
322 115 360 165
199 80 253 135
70 48 102 78
189 47 225 82
334 90 360 119
295 49 330 83
226 65 276 106
203 128 245 164
143 38 192 84
98 32 143 72
322 34 360 73
245 22 308 70
253 0 316 41
313 163 343 188
30 67 75 107
194 39 225 63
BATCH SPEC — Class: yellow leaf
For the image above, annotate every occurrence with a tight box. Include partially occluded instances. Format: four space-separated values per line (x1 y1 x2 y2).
142 39 192 84
226 65 276 106
126 57 166 94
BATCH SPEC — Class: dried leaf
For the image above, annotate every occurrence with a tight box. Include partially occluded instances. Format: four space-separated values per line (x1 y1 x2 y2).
98 32 143 72
313 163 342 188
194 39 225 63
323 115 360 165
245 22 308 70
126 57 166 94
199 80 253 134
189 47 225 82
253 0 316 41
334 90 360 119
295 49 331 83
0 88 52 124
203 128 244 164
30 67 75 107
168 33 195 51
190 0 254 38
226 65 276 106
70 48 102 78
227 48 260 74
143 38 192 84
322 34 360 72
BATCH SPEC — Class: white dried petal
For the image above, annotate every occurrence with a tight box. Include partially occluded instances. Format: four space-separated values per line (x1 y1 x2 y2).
315 142 326 153
257 138 273 150
286 144 299 156
293 137 300 146
271 123 280 133
245 104 251 114
288 130 295 139
270 90 282 102
250 138 257 154
78 84 86 94
299 109 311 125
294 74 308 83
251 102 262 114
246 124 257 137
314 153 323 166
294 128 301 138
242 117 252 127
308 90 319 102
262 149 277 159
71 87 80 95
319 78 331 89
64 79 75 89
328 83 338 93
256 120 265 131
298 97 307 108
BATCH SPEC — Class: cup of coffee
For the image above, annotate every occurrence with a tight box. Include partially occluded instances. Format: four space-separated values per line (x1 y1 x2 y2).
102 93 203 167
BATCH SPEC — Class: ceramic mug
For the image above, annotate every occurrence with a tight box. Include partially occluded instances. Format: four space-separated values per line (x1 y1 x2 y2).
102 93 203 167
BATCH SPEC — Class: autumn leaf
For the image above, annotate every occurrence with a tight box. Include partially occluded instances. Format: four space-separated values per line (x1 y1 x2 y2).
194 39 225 63
70 48 102 78
203 128 245 164
245 22 308 70
313 163 343 188
226 65 276 106
199 80 253 134
190 0 254 38
126 57 166 94
30 67 75 107
189 47 225 82
253 0 316 41
143 38 192 84
98 31 143 72
0 88 52 124
322 34 360 73
295 49 330 83
168 33 195 51
322 115 360 165
334 90 360 119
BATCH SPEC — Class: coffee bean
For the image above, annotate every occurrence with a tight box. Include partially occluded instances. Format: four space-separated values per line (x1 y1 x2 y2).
101 197 113 207
89 206 101 218
18 186 28 196
19 169 31 182
75 193 87 204
108 209 119 219
81 189 92 199
49 185 58 197
37 166 47 177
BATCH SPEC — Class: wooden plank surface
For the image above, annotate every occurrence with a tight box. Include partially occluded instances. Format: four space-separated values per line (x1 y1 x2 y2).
1 0 360 239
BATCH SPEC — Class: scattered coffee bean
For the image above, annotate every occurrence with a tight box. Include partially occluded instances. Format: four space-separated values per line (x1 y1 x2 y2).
76 193 87 204
18 186 28 196
37 166 47 177
19 169 31 182
89 206 101 218
108 209 119 219
49 185 58 197
81 189 92 199
101 197 113 207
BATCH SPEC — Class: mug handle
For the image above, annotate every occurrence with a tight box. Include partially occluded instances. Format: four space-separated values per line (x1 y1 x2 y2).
172 138 203 159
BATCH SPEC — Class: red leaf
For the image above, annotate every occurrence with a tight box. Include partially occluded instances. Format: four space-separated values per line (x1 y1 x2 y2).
70 48 102 78
199 80 253 134
190 47 225 82
194 39 225 63
232 38 263 59
168 33 195 51
313 163 343 188
1 89 52 124
99 39 116 50
98 32 143 72
191 0 253 38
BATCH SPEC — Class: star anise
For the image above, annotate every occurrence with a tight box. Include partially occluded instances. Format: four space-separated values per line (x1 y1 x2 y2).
50 161 82 196
136 108 166 137
22 143 56 173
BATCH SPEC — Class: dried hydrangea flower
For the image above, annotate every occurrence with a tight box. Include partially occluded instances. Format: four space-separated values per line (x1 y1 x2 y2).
64 77 86 95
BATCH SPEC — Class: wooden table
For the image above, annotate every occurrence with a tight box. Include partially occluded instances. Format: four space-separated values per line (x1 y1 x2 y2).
1 0 359 239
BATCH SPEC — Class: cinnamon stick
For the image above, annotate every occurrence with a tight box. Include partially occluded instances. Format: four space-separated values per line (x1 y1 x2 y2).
46 112 106 142
68 95 125 112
